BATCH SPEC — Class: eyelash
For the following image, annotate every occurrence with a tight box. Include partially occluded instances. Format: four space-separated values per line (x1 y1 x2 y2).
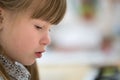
35 25 43 30
35 25 51 32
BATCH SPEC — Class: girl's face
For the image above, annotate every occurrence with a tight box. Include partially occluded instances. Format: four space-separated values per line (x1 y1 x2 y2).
0 10 51 65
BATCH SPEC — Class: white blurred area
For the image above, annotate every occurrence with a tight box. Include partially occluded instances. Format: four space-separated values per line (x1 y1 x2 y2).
37 0 120 80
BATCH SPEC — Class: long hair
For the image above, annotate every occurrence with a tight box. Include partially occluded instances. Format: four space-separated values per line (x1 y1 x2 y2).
0 0 66 80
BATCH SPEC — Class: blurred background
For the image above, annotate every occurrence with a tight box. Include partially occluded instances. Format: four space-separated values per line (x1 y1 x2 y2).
37 0 120 80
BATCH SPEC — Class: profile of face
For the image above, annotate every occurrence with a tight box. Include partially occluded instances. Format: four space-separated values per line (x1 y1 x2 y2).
0 8 51 65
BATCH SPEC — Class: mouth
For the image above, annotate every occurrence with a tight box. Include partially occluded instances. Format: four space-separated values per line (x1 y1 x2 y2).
35 51 45 58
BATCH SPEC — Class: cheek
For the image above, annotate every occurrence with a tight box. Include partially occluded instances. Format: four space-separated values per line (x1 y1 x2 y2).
0 19 40 55
12 30 39 53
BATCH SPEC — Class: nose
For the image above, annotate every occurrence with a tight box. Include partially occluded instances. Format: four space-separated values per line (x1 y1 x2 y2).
40 33 51 46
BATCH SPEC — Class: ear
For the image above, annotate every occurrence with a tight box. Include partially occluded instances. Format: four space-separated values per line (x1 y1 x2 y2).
0 8 4 30
0 11 3 23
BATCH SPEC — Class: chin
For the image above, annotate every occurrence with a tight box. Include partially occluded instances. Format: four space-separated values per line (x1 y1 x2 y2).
21 60 36 66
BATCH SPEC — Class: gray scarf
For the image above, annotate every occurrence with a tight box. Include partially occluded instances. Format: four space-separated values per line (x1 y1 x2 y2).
0 54 31 80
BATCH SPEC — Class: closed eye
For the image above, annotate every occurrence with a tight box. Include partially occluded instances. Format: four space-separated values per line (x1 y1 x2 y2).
35 25 43 29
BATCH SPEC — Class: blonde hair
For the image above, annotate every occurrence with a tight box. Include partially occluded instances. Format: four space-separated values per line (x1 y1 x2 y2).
0 0 66 80
0 0 66 24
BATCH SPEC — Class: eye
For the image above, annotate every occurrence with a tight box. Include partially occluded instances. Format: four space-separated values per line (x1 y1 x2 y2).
35 25 43 30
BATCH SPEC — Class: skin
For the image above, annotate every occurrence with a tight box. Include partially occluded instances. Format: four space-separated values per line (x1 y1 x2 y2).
0 8 51 65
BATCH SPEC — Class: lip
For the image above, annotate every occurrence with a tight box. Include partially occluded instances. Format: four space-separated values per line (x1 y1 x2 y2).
35 51 45 58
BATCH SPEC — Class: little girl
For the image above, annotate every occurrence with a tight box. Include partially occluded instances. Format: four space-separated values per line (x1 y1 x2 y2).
0 0 66 80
